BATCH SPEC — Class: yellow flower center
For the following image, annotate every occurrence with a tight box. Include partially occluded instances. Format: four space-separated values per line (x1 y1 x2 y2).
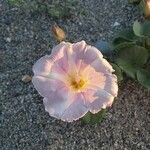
68 74 87 91
71 78 85 90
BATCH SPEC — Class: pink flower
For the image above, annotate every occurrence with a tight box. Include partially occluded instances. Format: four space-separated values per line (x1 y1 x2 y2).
32 41 118 122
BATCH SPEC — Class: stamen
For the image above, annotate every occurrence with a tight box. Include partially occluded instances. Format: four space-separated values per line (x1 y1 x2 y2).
70 78 86 90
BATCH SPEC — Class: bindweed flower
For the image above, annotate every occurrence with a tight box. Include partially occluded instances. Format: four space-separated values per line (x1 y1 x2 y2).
32 41 118 122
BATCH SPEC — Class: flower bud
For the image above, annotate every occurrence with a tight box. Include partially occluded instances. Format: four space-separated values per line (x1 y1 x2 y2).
144 0 150 18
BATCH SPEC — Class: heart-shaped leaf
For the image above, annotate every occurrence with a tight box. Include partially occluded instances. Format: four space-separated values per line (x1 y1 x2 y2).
142 22 150 37
113 42 136 51
117 46 149 65
116 58 138 79
133 21 150 37
137 69 150 89
116 46 149 79
112 29 138 50
113 29 137 42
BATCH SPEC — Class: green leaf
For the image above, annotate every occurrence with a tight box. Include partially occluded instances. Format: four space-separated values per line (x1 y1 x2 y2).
118 46 149 66
112 38 129 48
113 42 136 51
48 8 60 18
145 38 150 50
81 109 106 125
133 21 150 37
111 63 123 81
118 46 149 65
114 29 137 42
128 0 141 4
133 21 143 36
81 112 91 124
116 46 149 79
137 69 150 89
142 22 150 37
112 29 138 50
139 0 146 13
89 109 106 124
7 0 24 6
116 58 138 79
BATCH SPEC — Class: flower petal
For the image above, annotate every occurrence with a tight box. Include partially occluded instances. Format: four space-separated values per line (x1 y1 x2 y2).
33 55 52 76
61 93 88 122
32 76 67 98
82 88 114 114
82 65 106 86
33 42 70 77
83 45 103 64
51 41 66 54
50 43 70 74
90 58 114 74
81 69 118 113
33 42 67 76
43 92 88 122
103 74 118 97
81 64 118 97
73 43 113 74
71 41 86 71
43 90 74 120
72 40 86 50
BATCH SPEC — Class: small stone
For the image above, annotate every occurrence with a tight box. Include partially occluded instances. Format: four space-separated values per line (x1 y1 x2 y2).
6 27 10 31
6 37 11 42
79 22 82 26
114 141 119 147
113 22 120 27
22 75 32 83
135 128 139 131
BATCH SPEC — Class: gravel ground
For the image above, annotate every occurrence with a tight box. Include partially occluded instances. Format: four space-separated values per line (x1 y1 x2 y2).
1 0 150 150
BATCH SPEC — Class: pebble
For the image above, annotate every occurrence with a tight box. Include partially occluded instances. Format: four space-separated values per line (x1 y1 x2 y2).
6 37 11 42
79 22 82 26
113 21 120 27
22 75 32 83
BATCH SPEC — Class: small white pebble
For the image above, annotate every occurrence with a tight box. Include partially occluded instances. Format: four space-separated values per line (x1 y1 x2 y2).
79 22 82 26
113 22 120 27
6 37 11 42
114 141 119 147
